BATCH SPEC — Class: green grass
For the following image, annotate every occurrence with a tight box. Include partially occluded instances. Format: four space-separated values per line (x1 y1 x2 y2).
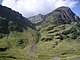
0 22 80 60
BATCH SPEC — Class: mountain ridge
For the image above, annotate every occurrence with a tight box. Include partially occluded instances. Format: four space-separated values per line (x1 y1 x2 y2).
0 5 35 34
40 6 80 26
28 6 80 27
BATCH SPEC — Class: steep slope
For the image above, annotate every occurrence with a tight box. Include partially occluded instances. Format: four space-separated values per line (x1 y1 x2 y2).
0 5 36 37
36 6 80 60
40 6 80 26
28 14 44 26
0 5 39 60
0 5 35 33
39 6 80 41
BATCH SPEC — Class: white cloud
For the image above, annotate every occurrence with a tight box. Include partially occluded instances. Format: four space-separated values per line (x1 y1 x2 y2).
2 0 78 17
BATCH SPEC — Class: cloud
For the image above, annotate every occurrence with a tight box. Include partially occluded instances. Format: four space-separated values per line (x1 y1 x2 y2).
2 0 78 17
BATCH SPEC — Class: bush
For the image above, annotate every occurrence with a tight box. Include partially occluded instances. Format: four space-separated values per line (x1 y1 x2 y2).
46 27 53 31
18 39 24 44
8 21 23 32
56 34 64 40
41 37 52 41
62 30 70 35
71 33 77 39
0 33 5 38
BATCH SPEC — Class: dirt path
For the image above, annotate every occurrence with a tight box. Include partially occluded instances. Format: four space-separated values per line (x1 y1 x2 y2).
71 57 80 60
53 56 61 60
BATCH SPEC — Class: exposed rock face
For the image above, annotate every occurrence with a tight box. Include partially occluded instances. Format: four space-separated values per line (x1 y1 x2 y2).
39 7 80 42
53 6 80 22
40 6 80 26
28 14 44 24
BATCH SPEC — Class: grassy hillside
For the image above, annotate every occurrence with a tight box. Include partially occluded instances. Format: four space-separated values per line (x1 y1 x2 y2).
37 22 80 60
0 27 40 60
1 21 80 60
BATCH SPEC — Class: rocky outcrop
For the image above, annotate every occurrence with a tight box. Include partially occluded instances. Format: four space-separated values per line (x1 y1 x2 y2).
28 14 44 24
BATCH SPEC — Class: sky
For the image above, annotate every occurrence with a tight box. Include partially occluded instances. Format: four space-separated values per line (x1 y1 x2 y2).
0 0 3 4
0 0 80 17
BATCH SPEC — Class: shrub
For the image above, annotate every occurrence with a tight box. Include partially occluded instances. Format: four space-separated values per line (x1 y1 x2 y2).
56 34 64 40
18 39 24 44
70 33 77 39
62 30 70 35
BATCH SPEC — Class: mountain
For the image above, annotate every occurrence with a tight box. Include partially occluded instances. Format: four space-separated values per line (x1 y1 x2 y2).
28 14 44 25
40 6 80 40
0 5 35 33
0 5 80 60
0 5 37 37
39 6 80 43
0 5 39 58
36 6 80 60
29 6 80 27
39 6 80 26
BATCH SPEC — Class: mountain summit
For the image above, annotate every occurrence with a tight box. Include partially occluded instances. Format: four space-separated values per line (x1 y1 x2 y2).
53 6 80 22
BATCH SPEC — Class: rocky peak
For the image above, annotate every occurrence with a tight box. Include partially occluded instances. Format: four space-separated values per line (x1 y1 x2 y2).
28 14 44 24
53 6 80 22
